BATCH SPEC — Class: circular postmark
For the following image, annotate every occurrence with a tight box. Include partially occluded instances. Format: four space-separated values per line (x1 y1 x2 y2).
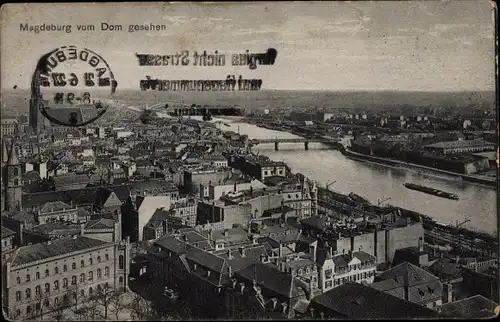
31 45 117 127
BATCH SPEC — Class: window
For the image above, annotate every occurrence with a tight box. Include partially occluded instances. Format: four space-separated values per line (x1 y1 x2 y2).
63 294 69 303
45 269 49 277
98 256 101 263
27 306 31 315
44 299 49 308
325 269 333 279
14 179 19 186
105 282 109 289
35 272 40 280
26 274 30 282
97 269 102 279
89 258 93 265
63 278 68 288
16 291 21 302
88 271 93 282
81 260 85 268
54 267 59 274
104 267 109 276
16 309 20 317
119 255 124 269
306 267 310 274
119 276 123 284
16 277 21 284
63 265 67 272
298 269 303 276
45 283 50 293
89 287 93 296
105 254 109 261
71 276 77 285
25 288 31 300
80 274 85 283
54 280 59 290
54 297 59 305
72 263 76 270
35 285 41 296
80 290 85 297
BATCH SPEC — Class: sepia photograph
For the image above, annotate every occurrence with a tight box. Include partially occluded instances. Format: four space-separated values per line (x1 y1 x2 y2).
0 1 498 320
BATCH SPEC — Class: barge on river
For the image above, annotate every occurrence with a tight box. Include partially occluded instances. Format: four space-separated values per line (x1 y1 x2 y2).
404 183 459 200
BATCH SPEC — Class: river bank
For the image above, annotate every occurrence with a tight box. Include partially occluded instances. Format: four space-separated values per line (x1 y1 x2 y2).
252 122 497 189
217 120 496 235
341 148 497 189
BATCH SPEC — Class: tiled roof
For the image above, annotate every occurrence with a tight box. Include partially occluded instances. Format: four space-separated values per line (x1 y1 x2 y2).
11 236 109 266
85 218 116 230
219 245 267 272
23 170 41 182
1 210 37 227
311 282 440 319
22 185 130 210
428 259 463 281
236 263 306 298
377 262 440 287
27 222 80 235
153 235 186 254
371 262 442 304
39 201 73 213
440 295 498 318
1 226 16 238
53 173 93 186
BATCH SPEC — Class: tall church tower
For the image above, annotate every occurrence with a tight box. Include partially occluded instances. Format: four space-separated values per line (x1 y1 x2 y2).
2 139 23 211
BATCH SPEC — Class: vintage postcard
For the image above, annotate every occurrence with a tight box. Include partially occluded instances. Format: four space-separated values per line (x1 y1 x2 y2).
0 1 498 320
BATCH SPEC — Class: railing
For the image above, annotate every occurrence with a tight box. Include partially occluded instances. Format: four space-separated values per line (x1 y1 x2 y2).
252 138 340 144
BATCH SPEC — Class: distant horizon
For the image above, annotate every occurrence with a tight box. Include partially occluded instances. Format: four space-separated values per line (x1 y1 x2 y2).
2 87 495 93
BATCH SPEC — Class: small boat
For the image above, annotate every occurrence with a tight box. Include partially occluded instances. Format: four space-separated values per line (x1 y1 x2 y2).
403 183 459 200
223 122 230 127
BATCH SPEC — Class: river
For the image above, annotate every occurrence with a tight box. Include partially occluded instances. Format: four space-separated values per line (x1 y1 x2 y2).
217 121 497 236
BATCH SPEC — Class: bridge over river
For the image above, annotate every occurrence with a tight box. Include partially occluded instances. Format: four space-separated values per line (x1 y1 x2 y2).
251 137 340 150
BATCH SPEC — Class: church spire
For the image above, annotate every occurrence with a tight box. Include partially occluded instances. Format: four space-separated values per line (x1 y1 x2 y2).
7 139 19 166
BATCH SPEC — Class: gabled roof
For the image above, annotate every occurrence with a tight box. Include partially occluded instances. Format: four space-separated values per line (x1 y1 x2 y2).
311 282 440 319
377 262 439 287
1 226 16 238
39 201 73 213
85 218 116 230
11 236 109 266
371 262 442 304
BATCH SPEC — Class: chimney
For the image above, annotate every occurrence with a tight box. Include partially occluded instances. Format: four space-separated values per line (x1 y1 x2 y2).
234 181 237 192
250 186 253 196
224 229 229 237
418 237 423 252
308 277 315 300
228 249 233 260
403 270 409 301
279 242 283 257
229 266 233 277
80 223 85 236
443 283 453 304
47 240 52 246
239 246 246 258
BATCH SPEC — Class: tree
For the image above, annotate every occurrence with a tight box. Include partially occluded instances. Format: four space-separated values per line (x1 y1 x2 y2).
50 296 70 322
109 292 127 321
128 292 157 320
33 292 50 321
78 300 100 321
93 284 117 319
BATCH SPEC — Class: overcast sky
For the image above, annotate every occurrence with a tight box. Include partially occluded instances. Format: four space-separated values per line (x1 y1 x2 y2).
1 1 495 91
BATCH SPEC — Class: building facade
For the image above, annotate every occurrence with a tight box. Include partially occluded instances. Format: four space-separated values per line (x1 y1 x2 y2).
2 235 130 320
